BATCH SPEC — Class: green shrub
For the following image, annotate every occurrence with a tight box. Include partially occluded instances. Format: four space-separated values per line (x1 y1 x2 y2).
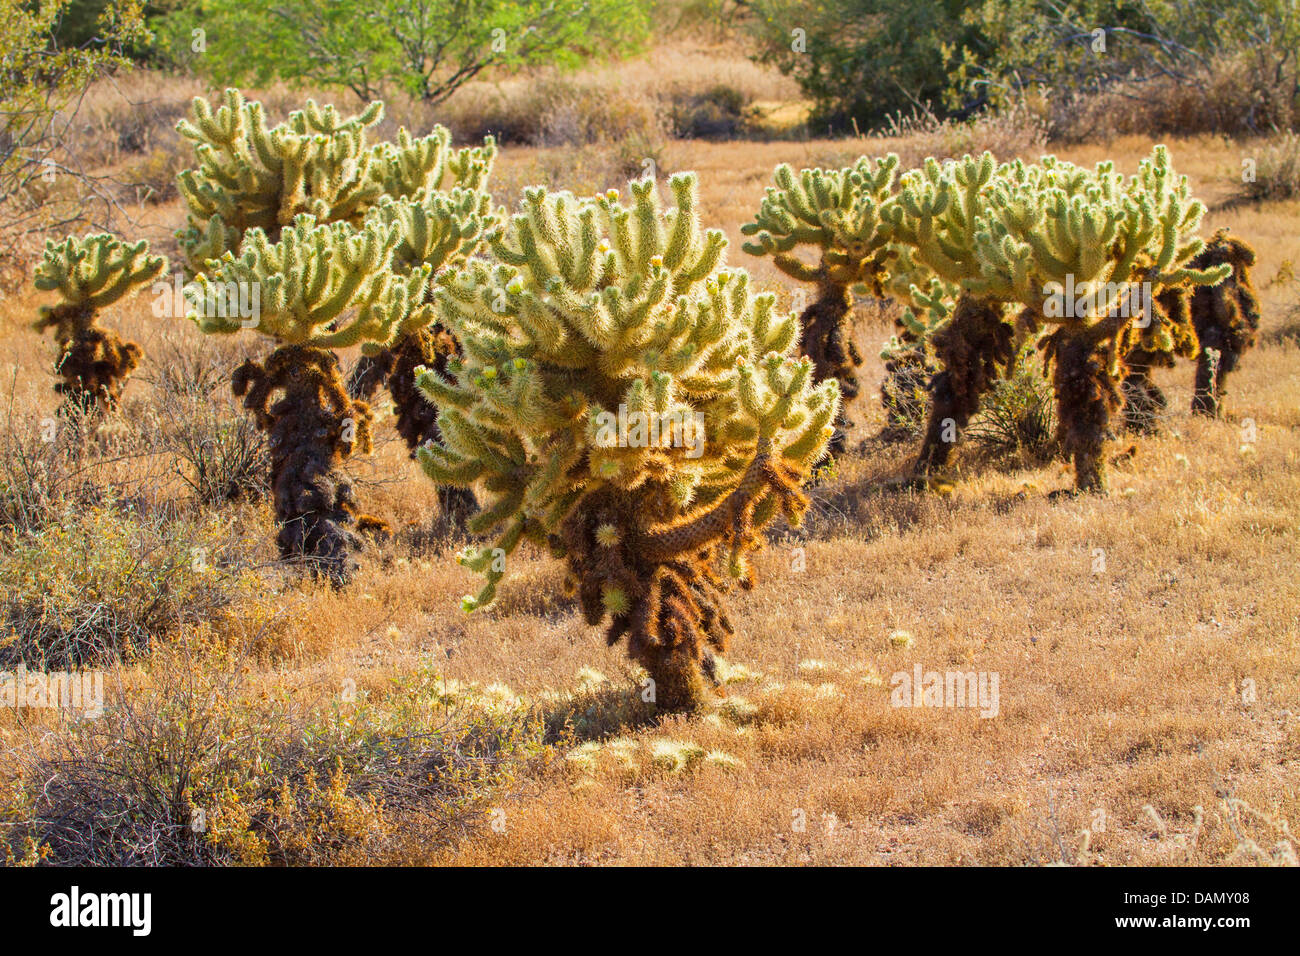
0 502 263 668
966 347 1059 462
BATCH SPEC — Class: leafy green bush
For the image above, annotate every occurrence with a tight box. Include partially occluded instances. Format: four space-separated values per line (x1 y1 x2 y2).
748 0 981 133
155 0 653 104
747 0 1300 135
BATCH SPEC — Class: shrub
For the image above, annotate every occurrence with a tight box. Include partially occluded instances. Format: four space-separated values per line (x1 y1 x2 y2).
121 148 185 205
1240 132 1300 202
5 649 547 865
152 350 271 506
0 503 264 668
967 346 1059 462
669 84 756 140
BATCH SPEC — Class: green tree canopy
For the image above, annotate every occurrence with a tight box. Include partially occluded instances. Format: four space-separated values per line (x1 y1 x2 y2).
158 0 653 104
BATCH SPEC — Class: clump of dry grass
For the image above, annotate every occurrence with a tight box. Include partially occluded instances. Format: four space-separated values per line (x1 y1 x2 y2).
424 42 801 147
1238 131 1300 203
876 102 1050 169
4 647 549 865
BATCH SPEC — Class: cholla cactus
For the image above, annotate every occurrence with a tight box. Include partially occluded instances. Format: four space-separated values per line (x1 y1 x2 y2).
741 156 899 451
883 153 1020 473
417 174 839 711
1183 229 1261 417
178 89 499 527
176 89 479 276
965 146 1230 491
33 234 166 412
188 214 429 582
349 156 500 527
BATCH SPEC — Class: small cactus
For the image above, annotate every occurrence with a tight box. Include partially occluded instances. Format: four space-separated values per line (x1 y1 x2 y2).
32 233 166 413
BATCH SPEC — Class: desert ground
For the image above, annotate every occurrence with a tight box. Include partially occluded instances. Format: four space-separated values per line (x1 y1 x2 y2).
1 58 1297 865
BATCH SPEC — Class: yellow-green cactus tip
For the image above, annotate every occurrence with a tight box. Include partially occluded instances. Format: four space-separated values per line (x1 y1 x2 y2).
889 629 915 648
601 585 630 617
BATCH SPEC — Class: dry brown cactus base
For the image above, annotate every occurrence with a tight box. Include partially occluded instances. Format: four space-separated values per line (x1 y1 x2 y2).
879 351 935 443
347 329 478 526
1047 331 1122 494
800 279 859 455
555 453 808 712
1189 232 1261 417
37 304 143 414
233 345 376 585
913 296 1014 475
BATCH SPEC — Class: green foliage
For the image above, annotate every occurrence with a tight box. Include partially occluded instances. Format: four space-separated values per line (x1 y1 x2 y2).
157 0 653 105
741 155 899 287
417 172 839 611
189 214 427 350
176 89 490 276
34 232 166 317
955 0 1300 129
0 502 261 668
747 0 986 132
966 344 1058 459
747 0 1300 134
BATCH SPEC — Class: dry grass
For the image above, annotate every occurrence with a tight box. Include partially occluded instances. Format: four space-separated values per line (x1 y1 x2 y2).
1 62 1298 865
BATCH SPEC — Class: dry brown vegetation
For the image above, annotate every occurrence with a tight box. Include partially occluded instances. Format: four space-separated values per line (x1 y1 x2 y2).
1 54 1298 866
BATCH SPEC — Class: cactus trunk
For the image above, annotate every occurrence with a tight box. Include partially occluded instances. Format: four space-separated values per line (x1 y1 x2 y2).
350 330 478 527
47 309 143 414
233 346 376 584
799 276 858 454
1051 331 1121 494
346 350 395 401
386 327 478 527
913 296 1013 475
1187 232 1261 418
1192 346 1224 416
